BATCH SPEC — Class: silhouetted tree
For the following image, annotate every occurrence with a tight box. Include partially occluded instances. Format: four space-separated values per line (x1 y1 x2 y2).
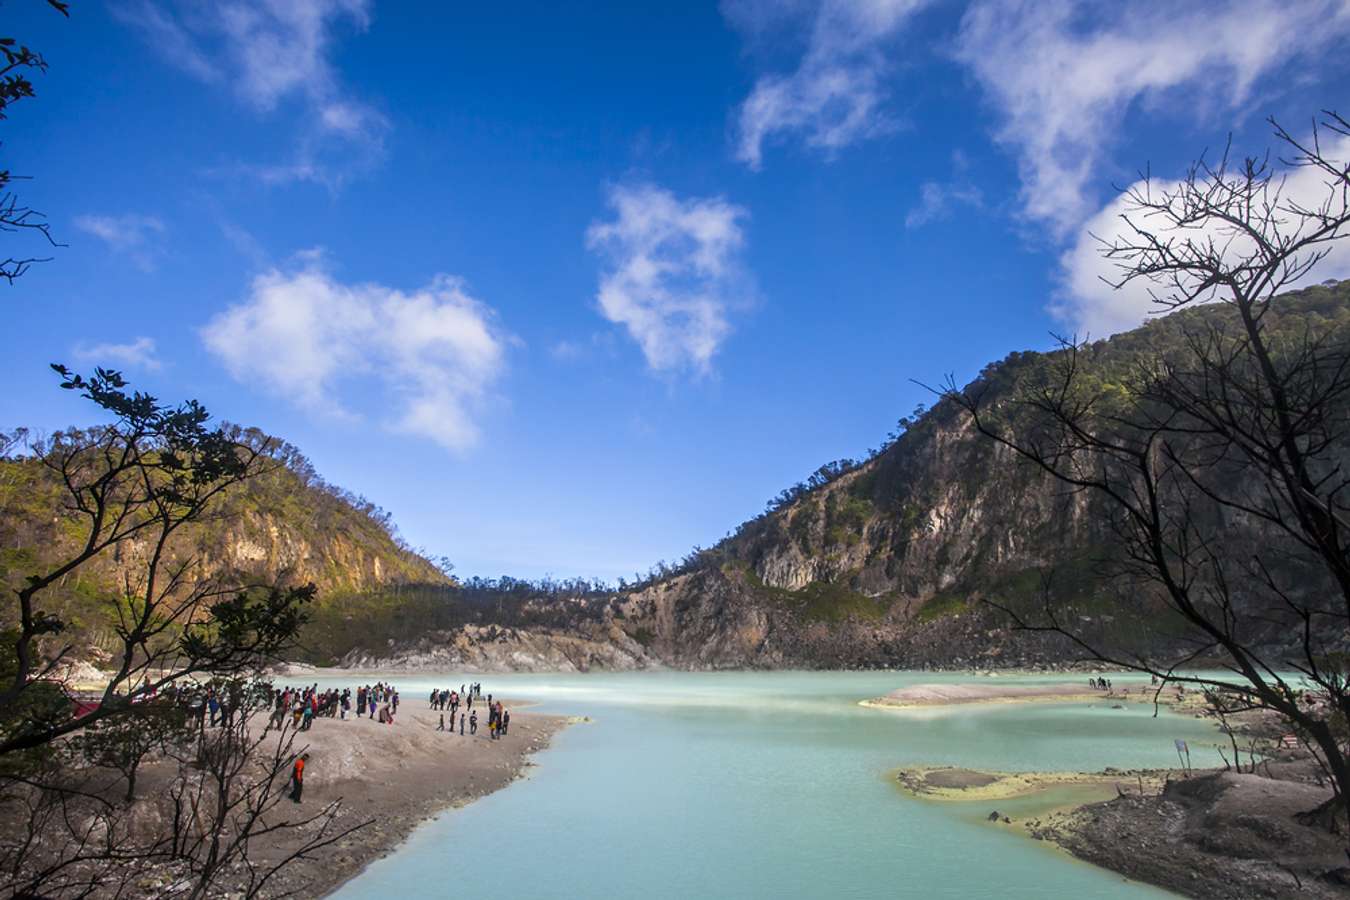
944 112 1350 827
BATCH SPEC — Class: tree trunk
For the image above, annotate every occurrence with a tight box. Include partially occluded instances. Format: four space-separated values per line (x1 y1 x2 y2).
1302 720 1350 840
1296 794 1345 835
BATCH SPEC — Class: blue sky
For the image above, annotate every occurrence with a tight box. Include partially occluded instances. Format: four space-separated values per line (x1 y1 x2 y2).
2 0 1349 581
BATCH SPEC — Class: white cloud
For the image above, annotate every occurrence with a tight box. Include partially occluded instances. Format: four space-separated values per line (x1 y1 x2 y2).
113 0 386 186
586 184 750 375
1055 133 1350 337
728 0 930 169
955 0 1350 238
74 213 166 270
201 261 507 450
72 336 163 372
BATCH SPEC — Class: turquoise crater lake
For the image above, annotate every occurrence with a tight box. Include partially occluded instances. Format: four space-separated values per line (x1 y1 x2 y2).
325 671 1217 899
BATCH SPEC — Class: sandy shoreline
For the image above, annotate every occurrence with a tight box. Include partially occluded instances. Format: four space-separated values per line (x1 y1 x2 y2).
860 680 1195 710
892 765 1171 803
245 697 576 898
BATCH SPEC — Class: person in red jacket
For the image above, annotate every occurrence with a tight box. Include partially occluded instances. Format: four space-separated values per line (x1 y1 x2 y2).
290 752 309 803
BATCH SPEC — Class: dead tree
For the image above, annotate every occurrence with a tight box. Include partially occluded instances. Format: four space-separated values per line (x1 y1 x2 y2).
166 680 368 899
0 766 168 898
0 679 367 898
72 697 193 803
943 112 1350 825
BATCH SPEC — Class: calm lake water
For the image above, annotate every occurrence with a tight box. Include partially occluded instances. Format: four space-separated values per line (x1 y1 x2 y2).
323 671 1219 899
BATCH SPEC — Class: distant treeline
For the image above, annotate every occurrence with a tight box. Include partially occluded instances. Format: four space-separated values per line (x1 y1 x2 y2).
299 576 619 665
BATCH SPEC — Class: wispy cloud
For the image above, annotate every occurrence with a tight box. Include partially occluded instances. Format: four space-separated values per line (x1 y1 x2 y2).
218 220 269 268
1054 132 1350 337
904 152 983 228
550 339 585 362
904 181 983 229
954 0 1350 237
587 184 751 376
549 332 617 364
201 258 508 451
72 336 162 372
727 0 930 169
73 213 165 271
113 0 387 187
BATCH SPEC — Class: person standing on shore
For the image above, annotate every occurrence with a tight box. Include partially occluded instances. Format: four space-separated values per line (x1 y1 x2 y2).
459 712 465 735
270 694 285 730
502 708 509 735
469 710 477 735
290 753 309 803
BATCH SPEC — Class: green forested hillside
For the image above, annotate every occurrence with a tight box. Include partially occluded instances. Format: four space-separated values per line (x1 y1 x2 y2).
0 429 448 666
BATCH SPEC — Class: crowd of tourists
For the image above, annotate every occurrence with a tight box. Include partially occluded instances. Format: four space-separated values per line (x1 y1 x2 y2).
264 679 515 739
425 682 511 738
91 678 517 805
356 682 400 722
186 681 516 734
264 679 515 803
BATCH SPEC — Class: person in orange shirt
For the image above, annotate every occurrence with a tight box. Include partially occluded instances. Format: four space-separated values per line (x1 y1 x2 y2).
290 752 309 803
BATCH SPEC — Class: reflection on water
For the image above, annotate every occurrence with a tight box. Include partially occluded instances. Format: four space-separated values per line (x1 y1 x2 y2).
323 671 1204 899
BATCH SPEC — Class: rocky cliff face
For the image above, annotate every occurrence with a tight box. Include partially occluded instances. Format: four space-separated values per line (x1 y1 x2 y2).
93 506 435 598
198 507 431 594
603 406 1093 670
380 395 1111 673
340 623 654 673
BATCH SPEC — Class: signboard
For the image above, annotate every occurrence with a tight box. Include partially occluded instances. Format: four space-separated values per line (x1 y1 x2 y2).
1174 738 1192 774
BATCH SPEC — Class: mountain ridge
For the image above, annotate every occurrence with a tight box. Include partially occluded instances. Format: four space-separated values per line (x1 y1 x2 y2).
6 280 1347 671
584 278 1350 669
